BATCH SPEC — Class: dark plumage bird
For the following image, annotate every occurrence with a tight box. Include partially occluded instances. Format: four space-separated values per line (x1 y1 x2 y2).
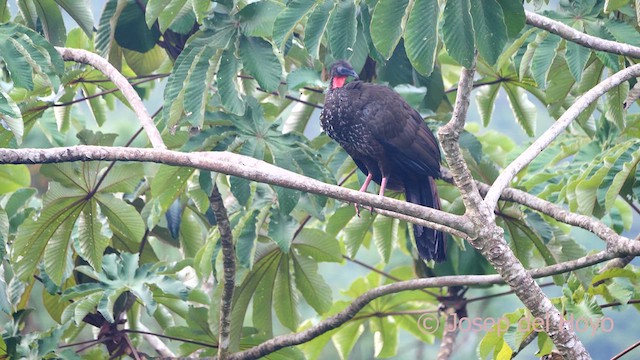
321 60 445 262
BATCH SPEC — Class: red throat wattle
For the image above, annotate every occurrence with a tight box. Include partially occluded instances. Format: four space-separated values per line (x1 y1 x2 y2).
332 76 347 89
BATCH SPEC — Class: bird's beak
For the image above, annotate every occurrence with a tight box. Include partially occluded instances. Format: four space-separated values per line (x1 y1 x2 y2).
348 69 359 80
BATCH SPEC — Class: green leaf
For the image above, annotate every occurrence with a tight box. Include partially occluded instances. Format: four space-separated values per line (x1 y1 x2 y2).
0 165 30 194
77 200 110 271
95 193 145 243
371 317 399 358
238 0 284 38
268 209 297 252
470 0 508 65
34 0 67 46
274 185 300 215
605 82 629 129
530 33 561 89
81 83 108 126
115 0 160 52
273 255 299 330
146 0 173 28
476 83 500 127
286 68 324 90
503 83 536 137
604 19 640 47
604 0 629 12
329 0 357 60
96 163 144 194
496 0 525 37
0 22 64 90
122 45 167 76
292 255 331 314
604 143 640 210
343 210 375 257
304 0 333 59
332 321 364 360
239 35 282 92
163 28 234 128
230 248 281 350
55 0 94 37
272 0 316 49
404 0 438 76
442 0 474 68
13 197 84 281
157 0 190 33
565 41 590 82
293 228 342 262
43 204 81 285
151 165 194 212
370 0 409 59
218 49 245 115
65 252 188 322
372 215 395 263
235 210 259 268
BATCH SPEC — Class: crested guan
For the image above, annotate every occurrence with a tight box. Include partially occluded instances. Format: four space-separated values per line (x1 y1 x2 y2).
321 60 445 262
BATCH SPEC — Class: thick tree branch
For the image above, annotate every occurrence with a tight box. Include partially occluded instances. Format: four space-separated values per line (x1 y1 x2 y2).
0 146 473 236
484 63 640 213
210 185 235 360
227 250 625 360
439 58 590 359
55 47 166 149
525 11 640 58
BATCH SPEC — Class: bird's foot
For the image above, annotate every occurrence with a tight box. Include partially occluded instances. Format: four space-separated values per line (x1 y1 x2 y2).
354 203 375 217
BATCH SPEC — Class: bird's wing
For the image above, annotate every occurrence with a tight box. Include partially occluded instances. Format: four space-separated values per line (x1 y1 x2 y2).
352 84 441 177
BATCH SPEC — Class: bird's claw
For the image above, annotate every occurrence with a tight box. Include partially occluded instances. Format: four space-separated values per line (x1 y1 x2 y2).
354 203 374 217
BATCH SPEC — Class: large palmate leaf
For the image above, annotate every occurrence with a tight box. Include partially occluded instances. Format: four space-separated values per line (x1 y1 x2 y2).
272 0 317 49
12 162 145 284
62 253 188 323
441 0 474 68
34 0 67 46
13 196 84 283
370 0 409 60
304 0 333 59
328 0 357 60
163 27 235 128
404 0 438 76
0 22 63 91
55 0 94 37
470 0 508 65
238 35 282 92
229 231 339 350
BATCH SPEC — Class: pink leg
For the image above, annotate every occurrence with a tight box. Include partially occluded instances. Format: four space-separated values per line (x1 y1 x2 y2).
359 173 373 192
355 173 373 217
378 176 388 196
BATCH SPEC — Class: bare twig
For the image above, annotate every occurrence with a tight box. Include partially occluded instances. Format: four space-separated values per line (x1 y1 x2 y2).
526 11 640 58
124 329 218 348
611 339 640 360
55 47 166 149
134 323 176 358
210 185 236 360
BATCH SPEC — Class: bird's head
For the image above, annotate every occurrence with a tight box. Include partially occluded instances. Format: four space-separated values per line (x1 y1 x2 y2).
329 60 359 89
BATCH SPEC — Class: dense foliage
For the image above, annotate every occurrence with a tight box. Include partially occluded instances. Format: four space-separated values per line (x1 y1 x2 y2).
0 0 639 359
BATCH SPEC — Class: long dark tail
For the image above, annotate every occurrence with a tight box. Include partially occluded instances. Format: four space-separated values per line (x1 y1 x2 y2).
404 177 445 262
